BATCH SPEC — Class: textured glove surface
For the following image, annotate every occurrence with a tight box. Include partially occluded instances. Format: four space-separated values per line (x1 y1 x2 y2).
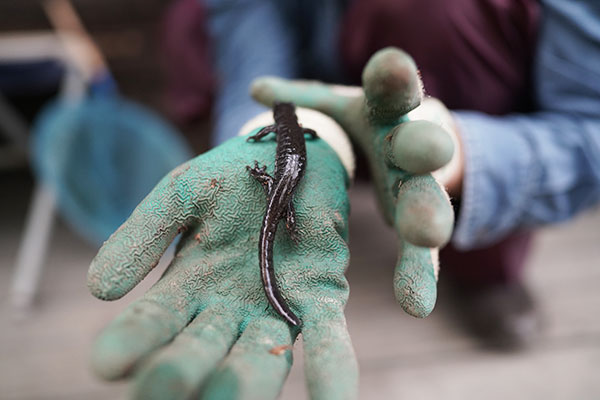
88 134 357 400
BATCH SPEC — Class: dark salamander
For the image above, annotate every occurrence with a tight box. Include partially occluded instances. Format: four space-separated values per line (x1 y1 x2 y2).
246 102 317 327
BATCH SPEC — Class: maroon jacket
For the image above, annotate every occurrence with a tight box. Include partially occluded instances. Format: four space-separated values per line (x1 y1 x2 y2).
340 0 539 115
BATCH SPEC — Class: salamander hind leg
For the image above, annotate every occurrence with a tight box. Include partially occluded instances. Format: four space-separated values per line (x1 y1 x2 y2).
247 124 276 142
246 161 273 194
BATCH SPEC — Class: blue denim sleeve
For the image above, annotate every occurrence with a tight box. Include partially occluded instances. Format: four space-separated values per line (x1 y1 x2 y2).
204 0 298 145
452 0 600 250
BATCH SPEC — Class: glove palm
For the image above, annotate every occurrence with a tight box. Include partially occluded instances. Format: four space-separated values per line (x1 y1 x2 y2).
88 134 357 400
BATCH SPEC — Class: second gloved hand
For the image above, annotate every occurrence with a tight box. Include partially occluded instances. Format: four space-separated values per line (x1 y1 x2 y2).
251 47 456 318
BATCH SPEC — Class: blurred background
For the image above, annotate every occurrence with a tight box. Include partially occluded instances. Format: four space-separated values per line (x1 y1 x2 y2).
1 1 599 399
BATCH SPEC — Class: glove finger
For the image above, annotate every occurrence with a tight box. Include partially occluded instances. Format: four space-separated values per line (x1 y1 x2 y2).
302 315 359 400
362 47 423 124
87 160 199 300
385 120 454 174
250 76 359 124
394 240 439 318
200 316 295 400
395 174 454 248
131 304 241 400
91 271 198 381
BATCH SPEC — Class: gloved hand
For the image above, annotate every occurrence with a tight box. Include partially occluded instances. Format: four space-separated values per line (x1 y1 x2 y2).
251 47 456 318
87 118 358 400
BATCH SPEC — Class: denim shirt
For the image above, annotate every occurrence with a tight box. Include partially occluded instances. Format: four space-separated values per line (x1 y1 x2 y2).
204 0 600 250
452 0 600 249
204 0 344 145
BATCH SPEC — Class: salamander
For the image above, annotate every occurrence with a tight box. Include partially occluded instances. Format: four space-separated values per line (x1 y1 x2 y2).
246 102 317 327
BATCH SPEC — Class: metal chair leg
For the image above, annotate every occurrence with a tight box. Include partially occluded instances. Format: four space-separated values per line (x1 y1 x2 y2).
10 184 56 310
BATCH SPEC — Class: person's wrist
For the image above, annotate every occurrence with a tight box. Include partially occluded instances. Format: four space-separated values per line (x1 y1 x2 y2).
438 116 464 198
442 113 464 198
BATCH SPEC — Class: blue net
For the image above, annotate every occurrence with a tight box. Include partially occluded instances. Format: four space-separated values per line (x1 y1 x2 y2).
31 95 193 245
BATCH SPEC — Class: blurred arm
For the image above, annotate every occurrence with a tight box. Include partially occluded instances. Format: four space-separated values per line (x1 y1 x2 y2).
204 0 298 144
452 0 600 249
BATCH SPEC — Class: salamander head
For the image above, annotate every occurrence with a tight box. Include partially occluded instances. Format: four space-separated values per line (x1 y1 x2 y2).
273 102 296 119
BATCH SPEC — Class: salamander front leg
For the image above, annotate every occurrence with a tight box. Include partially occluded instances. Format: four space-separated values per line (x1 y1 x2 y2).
247 161 273 195
247 125 276 142
303 128 318 139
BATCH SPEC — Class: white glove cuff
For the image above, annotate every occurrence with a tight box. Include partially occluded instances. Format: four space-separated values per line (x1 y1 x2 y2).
238 107 355 180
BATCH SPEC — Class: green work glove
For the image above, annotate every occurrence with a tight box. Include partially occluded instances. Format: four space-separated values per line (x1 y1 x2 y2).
251 47 455 318
87 119 358 399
